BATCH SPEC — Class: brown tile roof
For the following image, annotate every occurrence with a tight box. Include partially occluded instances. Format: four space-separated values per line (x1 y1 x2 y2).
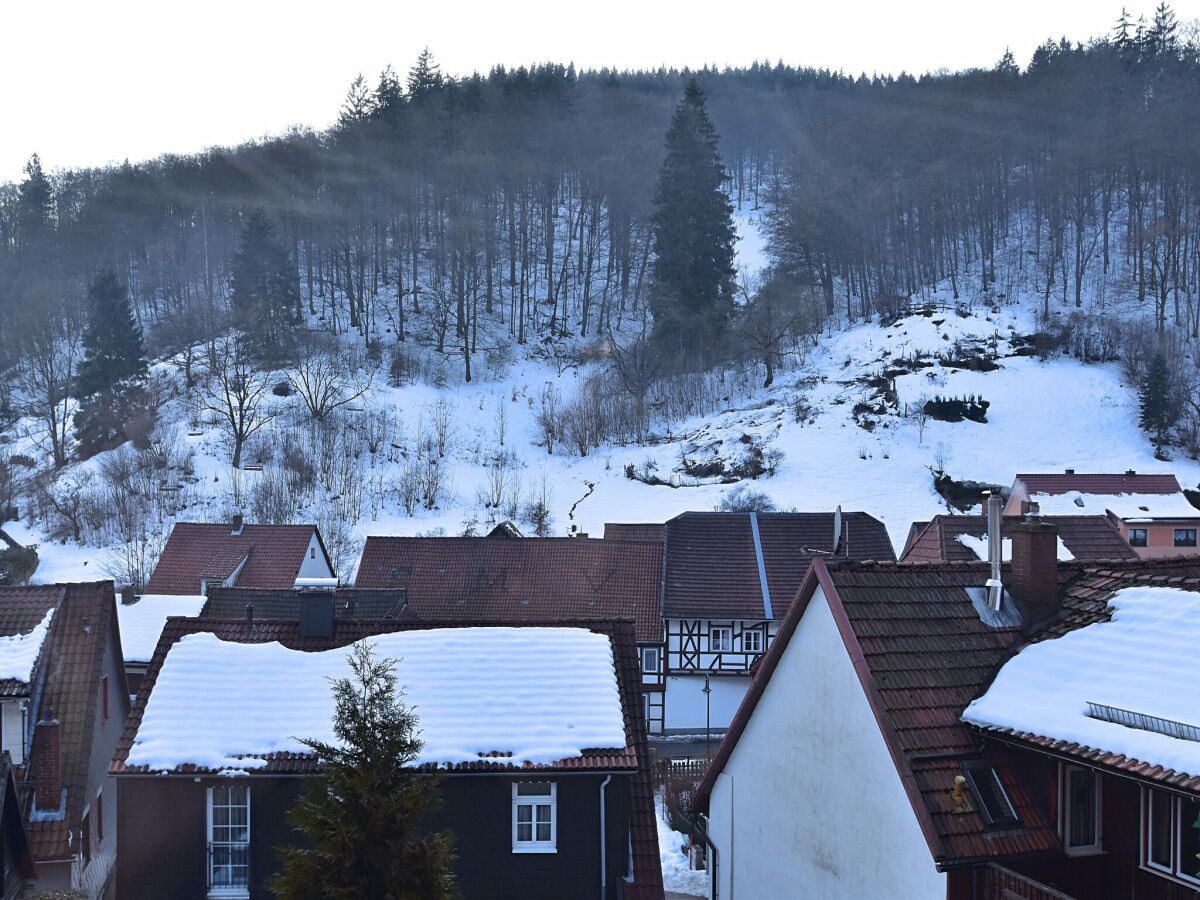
353 537 664 643
696 555 1200 868
201 587 408 621
110 616 664 894
0 585 62 696
1015 472 1182 495
662 511 895 620
26 582 127 862
602 523 667 543
900 515 1138 563
146 523 325 594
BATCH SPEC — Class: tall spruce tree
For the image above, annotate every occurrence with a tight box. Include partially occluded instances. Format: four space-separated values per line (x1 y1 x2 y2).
407 48 444 103
1139 351 1173 453
230 211 299 364
648 78 736 363
272 643 456 900
74 269 150 457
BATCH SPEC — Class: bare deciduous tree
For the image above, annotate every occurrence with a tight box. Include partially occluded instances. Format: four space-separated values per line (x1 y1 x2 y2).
288 353 372 422
17 319 79 469
607 320 661 444
203 340 278 470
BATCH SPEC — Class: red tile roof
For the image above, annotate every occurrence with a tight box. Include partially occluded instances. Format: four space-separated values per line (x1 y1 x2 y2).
662 512 895 619
353 536 664 643
111 616 663 894
602 523 667 543
0 585 62 696
146 522 325 594
1015 472 1182 495
901 515 1138 563
20 582 128 862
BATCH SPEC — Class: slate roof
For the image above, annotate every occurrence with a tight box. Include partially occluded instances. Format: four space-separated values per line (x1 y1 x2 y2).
901 515 1138 563
23 582 127 861
1014 472 1182 495
146 522 325 594
662 511 895 620
353 536 664 643
0 585 62 696
110 616 664 894
201 587 408 621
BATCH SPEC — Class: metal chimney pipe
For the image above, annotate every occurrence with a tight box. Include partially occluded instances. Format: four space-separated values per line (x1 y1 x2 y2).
985 491 1004 611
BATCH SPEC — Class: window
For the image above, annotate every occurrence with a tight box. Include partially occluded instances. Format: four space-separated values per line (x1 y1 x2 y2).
710 627 732 652
1143 788 1200 886
1175 529 1198 547
512 782 556 853
1060 765 1102 855
100 675 109 724
1129 528 1148 547
742 629 763 654
310 547 316 559
207 785 251 897
95 789 104 843
963 762 1018 829
641 647 659 674
81 806 91 865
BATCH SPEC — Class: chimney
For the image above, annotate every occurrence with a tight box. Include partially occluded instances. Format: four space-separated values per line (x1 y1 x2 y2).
119 584 137 605
1125 469 1136 478
244 603 254 623
32 718 61 814
230 513 245 536
1064 467 1075 475
984 491 1004 611
1009 515 1059 612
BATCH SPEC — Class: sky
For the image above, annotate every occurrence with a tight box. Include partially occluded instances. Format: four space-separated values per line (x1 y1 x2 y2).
2 0 1198 183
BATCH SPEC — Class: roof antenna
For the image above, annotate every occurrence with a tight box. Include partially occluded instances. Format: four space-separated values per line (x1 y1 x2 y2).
831 505 843 556
985 491 1004 611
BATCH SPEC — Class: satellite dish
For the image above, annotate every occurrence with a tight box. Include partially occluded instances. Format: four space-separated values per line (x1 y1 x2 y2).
832 505 843 556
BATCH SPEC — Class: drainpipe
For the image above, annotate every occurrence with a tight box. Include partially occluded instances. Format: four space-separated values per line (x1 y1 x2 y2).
599 774 612 900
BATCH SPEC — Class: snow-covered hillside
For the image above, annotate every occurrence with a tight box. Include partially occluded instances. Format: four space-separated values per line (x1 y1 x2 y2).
7 207 1198 584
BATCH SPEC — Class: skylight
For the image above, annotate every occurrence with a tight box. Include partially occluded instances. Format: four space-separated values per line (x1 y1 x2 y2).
962 761 1019 828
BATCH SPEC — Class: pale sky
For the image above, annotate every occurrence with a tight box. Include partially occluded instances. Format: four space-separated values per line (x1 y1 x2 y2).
2 0 1196 183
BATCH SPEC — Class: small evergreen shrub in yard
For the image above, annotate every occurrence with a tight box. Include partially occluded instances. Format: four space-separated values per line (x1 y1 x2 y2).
924 394 989 423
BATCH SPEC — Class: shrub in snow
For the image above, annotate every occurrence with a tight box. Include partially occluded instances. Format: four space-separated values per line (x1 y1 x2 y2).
923 394 989 424
718 484 776 512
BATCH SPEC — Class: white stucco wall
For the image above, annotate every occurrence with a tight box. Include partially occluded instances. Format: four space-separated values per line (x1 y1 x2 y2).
296 531 333 579
664 674 748 733
708 588 945 900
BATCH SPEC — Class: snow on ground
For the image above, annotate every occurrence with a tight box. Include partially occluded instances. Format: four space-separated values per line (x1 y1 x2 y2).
11 209 1200 580
955 534 1074 562
964 586 1200 778
0 608 54 682
127 626 626 771
655 791 708 898
116 594 207 663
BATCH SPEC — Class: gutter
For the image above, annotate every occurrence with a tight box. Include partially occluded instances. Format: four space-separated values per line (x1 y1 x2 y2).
598 774 612 900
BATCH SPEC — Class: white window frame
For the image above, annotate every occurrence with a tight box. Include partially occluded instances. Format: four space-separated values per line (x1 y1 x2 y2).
742 629 763 654
206 785 251 899
709 626 732 653
512 782 557 853
1142 787 1200 887
1059 764 1103 856
641 646 659 675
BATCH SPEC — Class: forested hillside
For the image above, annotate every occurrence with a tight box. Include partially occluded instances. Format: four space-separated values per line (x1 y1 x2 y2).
5 6 1200 586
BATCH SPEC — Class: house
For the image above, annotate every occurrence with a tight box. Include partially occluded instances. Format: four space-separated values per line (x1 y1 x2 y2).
116 593 207 696
632 511 894 736
901 513 1139 563
0 582 130 897
145 517 334 595
1006 470 1200 557
109 607 664 900
693 518 1200 899
353 534 666 729
0 753 33 900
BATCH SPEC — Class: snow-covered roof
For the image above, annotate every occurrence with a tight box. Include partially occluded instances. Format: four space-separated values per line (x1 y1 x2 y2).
125 626 628 772
954 533 1075 562
964 586 1200 779
1031 491 1200 521
116 595 207 663
0 608 55 684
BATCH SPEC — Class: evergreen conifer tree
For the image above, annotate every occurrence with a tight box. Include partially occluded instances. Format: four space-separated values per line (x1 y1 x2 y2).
407 48 444 103
272 643 457 900
230 211 299 364
648 78 736 363
73 269 151 457
1139 351 1173 452
17 154 53 251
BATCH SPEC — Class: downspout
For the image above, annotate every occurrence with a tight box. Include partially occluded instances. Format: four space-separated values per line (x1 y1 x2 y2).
599 774 612 900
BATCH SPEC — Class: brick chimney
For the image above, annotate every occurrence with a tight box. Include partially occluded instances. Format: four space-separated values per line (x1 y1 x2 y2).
119 584 136 605
230 513 245 535
32 717 62 814
1009 518 1059 612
